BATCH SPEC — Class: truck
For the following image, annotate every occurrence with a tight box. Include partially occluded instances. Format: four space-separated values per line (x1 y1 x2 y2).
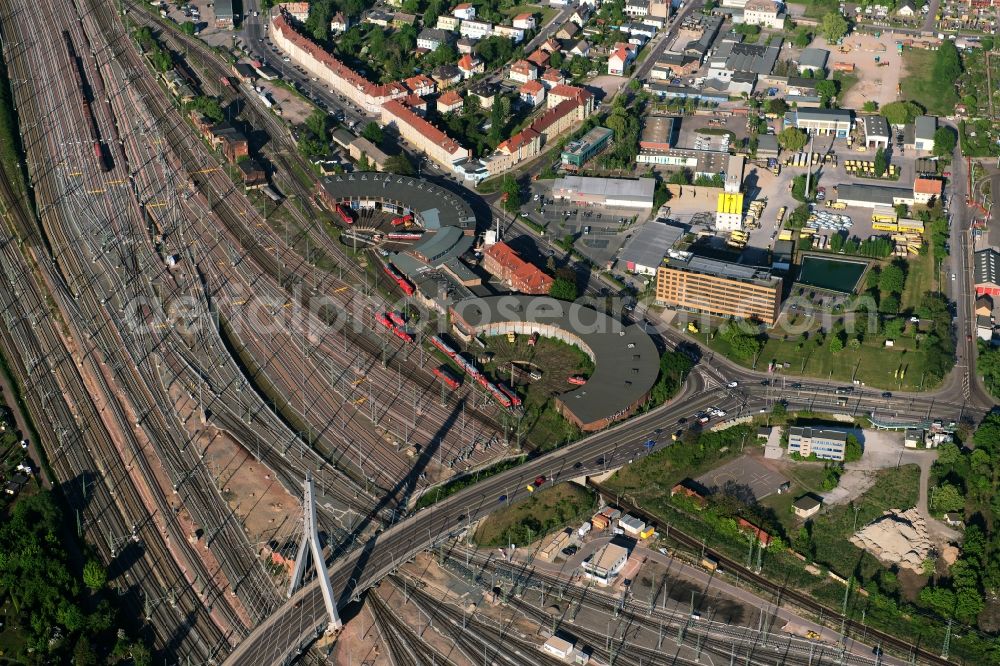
578 522 592 538
701 556 719 571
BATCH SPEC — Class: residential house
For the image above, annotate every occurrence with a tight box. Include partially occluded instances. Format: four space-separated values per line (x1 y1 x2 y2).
329 12 351 33
625 0 650 16
347 136 390 170
365 9 393 26
468 83 498 109
555 22 579 40
460 19 493 40
432 64 463 88
547 84 591 110
540 68 567 88
417 27 454 51
527 48 550 68
510 59 539 83
897 0 916 16
977 315 994 341
570 6 592 25
976 295 994 317
568 40 591 58
452 2 476 20
608 44 636 75
742 0 784 28
513 13 537 30
494 25 526 42
913 177 943 204
380 99 470 170
393 12 417 28
437 90 464 113
457 53 484 78
403 94 428 115
456 37 476 54
944 512 965 527
404 74 436 96
488 129 541 174
436 15 460 30
540 38 562 53
519 79 546 106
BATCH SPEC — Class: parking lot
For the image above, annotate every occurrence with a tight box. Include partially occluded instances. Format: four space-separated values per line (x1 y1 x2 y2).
673 114 747 151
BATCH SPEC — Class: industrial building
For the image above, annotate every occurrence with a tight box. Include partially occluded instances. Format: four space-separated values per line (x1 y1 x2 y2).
636 147 727 176
913 115 936 151
639 115 677 152
449 296 659 431
581 543 629 585
655 251 783 325
618 221 684 275
835 183 915 208
561 126 614 171
725 154 745 193
787 427 849 461
860 115 890 149
715 192 744 231
215 0 235 28
796 48 829 74
789 108 853 137
552 176 657 210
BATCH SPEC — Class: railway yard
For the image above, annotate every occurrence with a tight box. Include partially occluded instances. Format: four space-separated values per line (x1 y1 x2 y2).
0 0 995 662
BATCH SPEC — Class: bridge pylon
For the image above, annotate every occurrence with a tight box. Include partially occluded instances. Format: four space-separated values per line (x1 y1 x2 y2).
288 472 342 633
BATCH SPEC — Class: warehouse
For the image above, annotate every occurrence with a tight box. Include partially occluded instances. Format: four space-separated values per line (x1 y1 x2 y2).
835 183 914 208
790 108 853 137
635 147 727 177
639 115 678 152
552 175 657 210
619 221 684 275
860 115 890 149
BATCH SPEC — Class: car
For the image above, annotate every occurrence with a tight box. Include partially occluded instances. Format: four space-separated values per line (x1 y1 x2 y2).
534 475 546 487
760 379 771 386
498 495 507 503
882 391 892 398
457 514 467 521
573 461 583 469
644 439 656 449
951 273 957 281
790 382 803 388
690 612 702 620
19 439 27 449
727 381 738 388
561 545 578 556
698 415 710 424
677 417 687 424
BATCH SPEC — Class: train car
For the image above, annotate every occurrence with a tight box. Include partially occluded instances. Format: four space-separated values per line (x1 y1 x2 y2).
382 263 416 296
430 335 457 357
388 311 406 327
390 214 413 227
487 383 513 408
336 205 354 224
386 231 424 241
567 375 587 386
476 374 491 390
497 382 522 407
394 328 414 343
375 313 393 329
65 31 110 173
433 366 461 390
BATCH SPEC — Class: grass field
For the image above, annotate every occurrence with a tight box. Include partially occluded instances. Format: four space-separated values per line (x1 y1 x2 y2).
791 0 841 19
901 49 958 116
900 245 937 311
703 324 936 390
473 483 596 547
760 462 829 528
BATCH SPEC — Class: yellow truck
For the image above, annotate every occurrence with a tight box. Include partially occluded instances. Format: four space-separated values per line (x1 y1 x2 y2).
828 201 847 210
687 322 699 333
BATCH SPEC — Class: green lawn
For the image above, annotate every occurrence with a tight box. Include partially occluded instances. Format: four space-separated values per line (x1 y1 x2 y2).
760 462 829 530
473 483 596 547
900 245 937 311
702 323 938 391
901 49 959 116
791 0 841 19
502 4 557 26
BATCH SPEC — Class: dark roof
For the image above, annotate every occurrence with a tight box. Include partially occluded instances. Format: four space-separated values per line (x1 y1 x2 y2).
234 63 257 78
793 494 821 510
796 108 853 123
320 173 476 231
215 0 234 19
797 48 829 69
976 249 1000 287
450 295 659 426
835 183 912 206
862 115 890 139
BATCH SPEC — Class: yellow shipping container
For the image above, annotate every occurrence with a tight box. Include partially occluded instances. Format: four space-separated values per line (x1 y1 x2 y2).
778 230 793 241
873 221 899 232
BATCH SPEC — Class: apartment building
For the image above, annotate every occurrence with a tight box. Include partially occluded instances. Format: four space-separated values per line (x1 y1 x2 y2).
655 251 783 325
742 0 784 28
459 19 493 39
494 25 526 42
381 100 470 169
787 427 849 461
482 242 554 294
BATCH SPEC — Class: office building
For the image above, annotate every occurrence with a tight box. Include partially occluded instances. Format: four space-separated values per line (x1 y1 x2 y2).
561 126 613 170
655 251 783 325
581 543 629 585
787 427 848 461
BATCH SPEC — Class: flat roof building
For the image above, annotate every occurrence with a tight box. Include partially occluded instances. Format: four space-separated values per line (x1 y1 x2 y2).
655 251 783 325
788 427 849 461
835 183 914 208
581 543 629 585
619 221 684 275
637 148 728 176
639 115 677 152
791 108 852 138
449 296 659 431
552 175 656 210
561 126 614 171
716 192 744 231
861 115 890 149
914 115 936 151
725 154 745 193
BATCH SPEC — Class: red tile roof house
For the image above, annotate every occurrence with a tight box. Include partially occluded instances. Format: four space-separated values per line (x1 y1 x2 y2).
519 79 546 106
527 48 550 68
482 242 554 294
457 53 484 78
512 13 537 29
437 90 464 113
608 44 636 75
540 68 566 89
509 59 538 83
913 177 943 204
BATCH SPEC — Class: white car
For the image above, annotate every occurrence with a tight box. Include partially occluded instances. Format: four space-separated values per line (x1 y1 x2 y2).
727 381 738 388
951 273 956 280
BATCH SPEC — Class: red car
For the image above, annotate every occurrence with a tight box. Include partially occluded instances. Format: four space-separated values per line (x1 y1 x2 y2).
527 475 546 492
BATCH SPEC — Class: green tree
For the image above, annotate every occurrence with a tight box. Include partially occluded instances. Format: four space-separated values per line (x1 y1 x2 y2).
766 98 788 115
793 27 812 48
361 122 383 144
357 152 371 171
73 636 98 666
500 176 522 213
189 96 224 123
384 153 415 175
862 101 879 113
879 293 900 314
668 169 691 185
844 434 862 462
549 278 578 301
933 126 957 157
878 264 904 293
777 127 808 151
873 146 887 177
933 40 962 85
819 12 849 44
828 332 844 353
815 80 838 107
181 21 196 35
82 560 106 591
930 483 965 513
880 101 923 125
